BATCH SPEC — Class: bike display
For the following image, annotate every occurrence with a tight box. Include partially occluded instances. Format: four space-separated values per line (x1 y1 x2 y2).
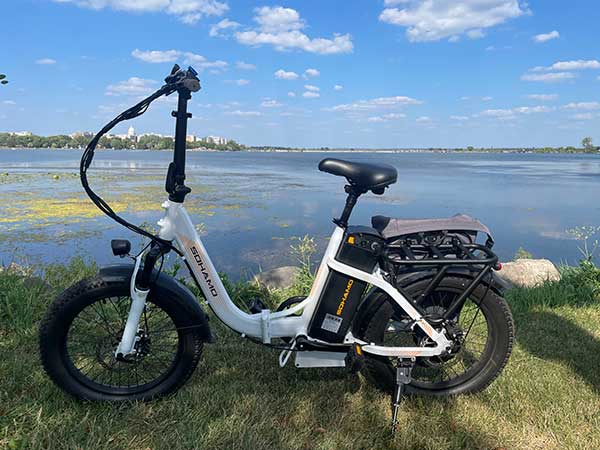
39 65 514 431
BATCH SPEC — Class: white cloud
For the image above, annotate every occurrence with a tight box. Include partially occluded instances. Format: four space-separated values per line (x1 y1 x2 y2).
533 30 559 43
513 106 556 114
131 49 227 71
466 29 485 39
287 92 296 98
379 0 527 42
209 18 240 37
225 79 250 86
549 60 600 71
274 69 299 80
105 77 157 96
2 100 16 105
304 68 320 78
450 115 469 121
253 5 304 32
526 94 558 101
303 91 320 98
334 84 343 91
183 52 228 71
327 95 422 112
416 116 431 122
479 105 555 119
562 102 600 110
233 6 353 54
521 72 576 82
572 113 594 120
482 96 493 101
36 58 56 65
367 113 406 122
224 110 262 117
236 61 256 70
304 84 320 92
480 109 516 119
530 60 600 72
55 0 228 24
261 99 283 108
132 49 180 63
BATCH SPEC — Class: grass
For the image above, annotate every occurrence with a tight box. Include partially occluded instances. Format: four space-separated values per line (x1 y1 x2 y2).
1 254 600 450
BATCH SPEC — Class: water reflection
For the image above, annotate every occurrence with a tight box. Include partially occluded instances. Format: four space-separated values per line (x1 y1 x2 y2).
1 149 600 277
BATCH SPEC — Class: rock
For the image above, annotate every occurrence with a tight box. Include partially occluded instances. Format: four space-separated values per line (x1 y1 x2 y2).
254 266 300 290
496 258 560 288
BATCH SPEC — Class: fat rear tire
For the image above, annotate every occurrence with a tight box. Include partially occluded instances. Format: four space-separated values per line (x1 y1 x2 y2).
361 277 514 396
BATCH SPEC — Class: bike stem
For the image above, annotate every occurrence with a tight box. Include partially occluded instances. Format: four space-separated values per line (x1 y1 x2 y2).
165 65 200 204
166 89 192 203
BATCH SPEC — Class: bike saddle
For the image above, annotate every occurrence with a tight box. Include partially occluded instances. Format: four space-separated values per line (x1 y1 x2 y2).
318 158 397 193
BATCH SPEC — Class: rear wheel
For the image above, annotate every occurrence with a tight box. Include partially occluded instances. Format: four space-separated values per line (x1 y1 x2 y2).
360 277 514 395
40 276 204 401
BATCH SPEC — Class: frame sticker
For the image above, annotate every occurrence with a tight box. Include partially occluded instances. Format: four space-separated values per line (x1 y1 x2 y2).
321 313 343 334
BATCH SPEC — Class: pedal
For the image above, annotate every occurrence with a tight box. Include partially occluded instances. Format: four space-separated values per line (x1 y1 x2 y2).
248 298 268 314
391 358 415 433
345 344 365 374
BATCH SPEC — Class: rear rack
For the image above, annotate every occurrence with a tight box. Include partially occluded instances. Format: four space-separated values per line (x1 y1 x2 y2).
381 237 500 321
383 241 498 266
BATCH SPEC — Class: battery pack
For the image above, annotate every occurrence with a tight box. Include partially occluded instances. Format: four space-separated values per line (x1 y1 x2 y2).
308 226 383 343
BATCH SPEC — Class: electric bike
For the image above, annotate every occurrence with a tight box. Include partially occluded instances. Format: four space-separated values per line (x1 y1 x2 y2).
39 65 514 430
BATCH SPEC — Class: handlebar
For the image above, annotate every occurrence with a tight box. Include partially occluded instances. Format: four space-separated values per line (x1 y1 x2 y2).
164 64 201 94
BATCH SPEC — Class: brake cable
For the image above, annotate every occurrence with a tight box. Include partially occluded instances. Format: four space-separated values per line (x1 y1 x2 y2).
80 83 182 254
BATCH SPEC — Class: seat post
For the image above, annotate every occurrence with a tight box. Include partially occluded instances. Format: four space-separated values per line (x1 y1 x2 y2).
334 185 363 228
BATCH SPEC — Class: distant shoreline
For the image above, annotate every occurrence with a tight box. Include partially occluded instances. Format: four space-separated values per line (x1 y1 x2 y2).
0 146 598 155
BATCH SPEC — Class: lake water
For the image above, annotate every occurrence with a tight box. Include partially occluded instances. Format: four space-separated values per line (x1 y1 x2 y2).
2 149 600 277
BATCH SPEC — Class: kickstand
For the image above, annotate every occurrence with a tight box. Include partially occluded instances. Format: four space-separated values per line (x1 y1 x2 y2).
391 358 414 433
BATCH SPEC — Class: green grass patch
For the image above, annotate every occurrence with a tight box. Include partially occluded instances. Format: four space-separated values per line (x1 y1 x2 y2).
1 255 600 449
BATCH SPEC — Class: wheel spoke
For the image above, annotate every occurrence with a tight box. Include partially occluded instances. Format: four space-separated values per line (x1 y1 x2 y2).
382 287 492 387
65 296 181 394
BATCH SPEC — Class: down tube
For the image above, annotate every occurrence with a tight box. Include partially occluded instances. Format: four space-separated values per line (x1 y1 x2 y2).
169 202 300 338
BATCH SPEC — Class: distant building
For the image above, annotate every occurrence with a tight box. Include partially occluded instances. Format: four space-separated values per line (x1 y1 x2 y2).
11 131 32 137
70 131 92 138
206 135 229 145
139 133 171 139
127 126 137 141
186 134 197 143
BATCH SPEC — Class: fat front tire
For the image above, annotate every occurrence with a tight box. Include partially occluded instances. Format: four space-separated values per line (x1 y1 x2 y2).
39 275 204 401
361 277 514 396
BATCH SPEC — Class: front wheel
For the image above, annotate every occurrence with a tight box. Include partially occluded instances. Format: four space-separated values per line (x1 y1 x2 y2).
39 276 204 401
360 277 514 396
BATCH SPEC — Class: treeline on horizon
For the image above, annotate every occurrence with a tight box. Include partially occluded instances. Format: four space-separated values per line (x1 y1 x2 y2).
0 132 598 154
0 133 245 151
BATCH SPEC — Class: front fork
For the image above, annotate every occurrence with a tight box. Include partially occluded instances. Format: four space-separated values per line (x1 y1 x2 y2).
114 243 169 358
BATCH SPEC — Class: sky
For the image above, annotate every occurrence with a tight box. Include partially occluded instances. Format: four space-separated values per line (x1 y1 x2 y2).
0 0 599 148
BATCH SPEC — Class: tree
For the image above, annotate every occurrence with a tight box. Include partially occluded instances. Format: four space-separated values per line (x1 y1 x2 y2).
582 136 595 153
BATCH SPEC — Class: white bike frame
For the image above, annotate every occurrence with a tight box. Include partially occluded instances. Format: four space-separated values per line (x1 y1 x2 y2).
116 198 453 363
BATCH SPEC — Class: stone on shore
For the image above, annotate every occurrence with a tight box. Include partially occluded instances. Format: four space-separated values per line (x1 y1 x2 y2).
497 258 560 288
254 266 300 290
